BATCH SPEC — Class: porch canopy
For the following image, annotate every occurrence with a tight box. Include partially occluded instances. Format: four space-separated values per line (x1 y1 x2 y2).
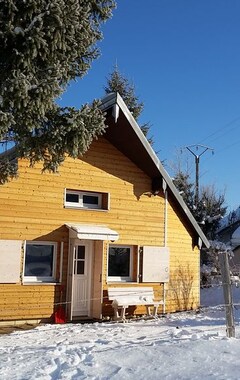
65 223 119 241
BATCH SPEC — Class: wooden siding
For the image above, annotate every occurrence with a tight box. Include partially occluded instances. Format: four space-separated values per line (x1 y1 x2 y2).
166 201 200 312
0 284 56 321
0 137 200 322
91 241 103 319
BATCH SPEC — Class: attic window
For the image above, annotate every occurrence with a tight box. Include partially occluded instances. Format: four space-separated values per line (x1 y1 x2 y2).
64 189 109 211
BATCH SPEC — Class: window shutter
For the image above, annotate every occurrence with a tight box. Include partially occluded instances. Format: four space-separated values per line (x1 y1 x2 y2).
0 240 22 283
142 246 169 283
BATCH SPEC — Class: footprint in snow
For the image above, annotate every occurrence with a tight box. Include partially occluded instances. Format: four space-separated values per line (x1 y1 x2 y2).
84 353 95 366
37 358 58 375
95 338 109 345
137 336 147 340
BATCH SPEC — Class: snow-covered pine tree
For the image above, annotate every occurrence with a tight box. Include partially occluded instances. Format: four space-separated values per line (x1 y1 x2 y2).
0 0 116 183
173 171 227 239
173 171 195 211
104 65 153 145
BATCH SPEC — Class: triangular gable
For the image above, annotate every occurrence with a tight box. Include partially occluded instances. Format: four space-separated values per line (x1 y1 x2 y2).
101 92 209 249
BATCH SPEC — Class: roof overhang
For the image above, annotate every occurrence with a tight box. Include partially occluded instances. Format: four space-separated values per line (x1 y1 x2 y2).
65 223 119 241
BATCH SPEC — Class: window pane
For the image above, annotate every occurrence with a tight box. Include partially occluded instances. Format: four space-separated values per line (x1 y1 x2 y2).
83 195 99 205
77 246 85 260
25 244 53 277
77 261 84 274
66 193 79 203
108 247 130 277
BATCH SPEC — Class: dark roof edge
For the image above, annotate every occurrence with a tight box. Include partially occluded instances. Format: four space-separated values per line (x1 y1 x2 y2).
0 146 17 161
101 92 210 249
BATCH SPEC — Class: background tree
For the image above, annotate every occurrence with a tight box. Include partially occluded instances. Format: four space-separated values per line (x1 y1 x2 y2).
169 149 227 239
104 65 153 145
196 185 227 239
173 171 227 240
172 171 195 211
0 0 116 183
171 151 228 276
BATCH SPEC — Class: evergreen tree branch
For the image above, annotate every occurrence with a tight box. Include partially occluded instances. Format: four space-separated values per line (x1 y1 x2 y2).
0 0 116 182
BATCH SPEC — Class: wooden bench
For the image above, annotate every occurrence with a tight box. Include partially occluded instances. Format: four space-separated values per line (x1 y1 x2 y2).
108 287 164 321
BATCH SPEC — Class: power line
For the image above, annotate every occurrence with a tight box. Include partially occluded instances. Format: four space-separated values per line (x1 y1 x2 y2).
191 116 240 161
198 116 240 145
215 138 240 155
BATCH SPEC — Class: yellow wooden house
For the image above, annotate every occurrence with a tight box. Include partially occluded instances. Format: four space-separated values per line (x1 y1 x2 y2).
0 93 209 325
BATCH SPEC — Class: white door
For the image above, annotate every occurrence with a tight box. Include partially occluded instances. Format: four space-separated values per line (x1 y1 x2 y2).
72 241 92 317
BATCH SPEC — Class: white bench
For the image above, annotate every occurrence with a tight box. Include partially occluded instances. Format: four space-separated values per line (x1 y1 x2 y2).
108 287 164 321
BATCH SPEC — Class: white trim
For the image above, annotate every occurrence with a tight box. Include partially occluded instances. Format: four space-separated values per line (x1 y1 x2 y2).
22 282 58 285
107 192 111 211
22 240 26 282
59 242 64 283
70 244 75 321
164 189 168 247
137 246 140 283
112 104 120 122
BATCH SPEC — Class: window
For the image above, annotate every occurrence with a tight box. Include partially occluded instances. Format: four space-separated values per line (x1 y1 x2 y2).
108 245 132 282
64 189 109 210
74 246 85 275
24 241 57 282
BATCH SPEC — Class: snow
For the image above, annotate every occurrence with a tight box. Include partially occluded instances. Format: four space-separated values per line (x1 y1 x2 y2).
13 27 25 36
1 287 240 380
232 226 240 247
218 206 240 231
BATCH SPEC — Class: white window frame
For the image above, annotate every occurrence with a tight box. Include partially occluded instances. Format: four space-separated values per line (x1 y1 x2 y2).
107 245 133 282
64 189 102 210
23 241 57 283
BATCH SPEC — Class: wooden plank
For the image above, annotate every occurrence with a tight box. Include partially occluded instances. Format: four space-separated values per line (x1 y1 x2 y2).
0 136 201 321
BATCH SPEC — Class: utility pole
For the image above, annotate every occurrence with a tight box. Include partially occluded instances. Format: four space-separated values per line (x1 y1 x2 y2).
185 145 214 206
219 250 235 338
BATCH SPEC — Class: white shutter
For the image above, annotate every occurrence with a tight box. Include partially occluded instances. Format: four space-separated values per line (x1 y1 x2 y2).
0 240 22 283
142 246 169 283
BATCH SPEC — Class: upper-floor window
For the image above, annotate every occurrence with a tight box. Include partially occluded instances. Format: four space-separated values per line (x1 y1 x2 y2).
24 241 57 283
64 189 109 210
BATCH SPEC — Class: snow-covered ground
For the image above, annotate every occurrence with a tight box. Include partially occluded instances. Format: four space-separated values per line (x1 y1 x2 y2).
1 287 240 380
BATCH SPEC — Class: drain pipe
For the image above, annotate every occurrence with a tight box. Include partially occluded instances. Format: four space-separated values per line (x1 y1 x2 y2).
162 179 168 313
163 179 168 247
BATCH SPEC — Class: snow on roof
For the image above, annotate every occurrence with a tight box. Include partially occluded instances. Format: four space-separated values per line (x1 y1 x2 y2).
231 225 240 247
218 206 240 231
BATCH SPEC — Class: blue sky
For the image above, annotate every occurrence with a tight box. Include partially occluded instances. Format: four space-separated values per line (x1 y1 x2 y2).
59 0 240 212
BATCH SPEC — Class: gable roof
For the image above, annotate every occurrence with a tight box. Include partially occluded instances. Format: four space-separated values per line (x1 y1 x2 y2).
0 92 209 248
101 92 209 249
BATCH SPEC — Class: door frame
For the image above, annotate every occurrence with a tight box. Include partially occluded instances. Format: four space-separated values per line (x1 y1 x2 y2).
67 239 93 320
